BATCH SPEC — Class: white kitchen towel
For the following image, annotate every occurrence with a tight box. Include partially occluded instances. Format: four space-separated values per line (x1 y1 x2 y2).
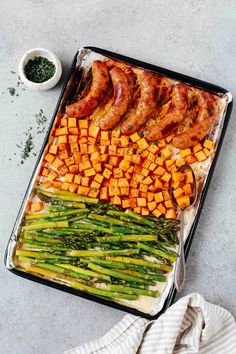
62 293 236 354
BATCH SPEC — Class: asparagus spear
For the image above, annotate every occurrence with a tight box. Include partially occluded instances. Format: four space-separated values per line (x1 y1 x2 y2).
55 264 111 281
68 249 139 257
25 209 89 220
107 284 159 298
137 243 177 262
106 257 172 272
41 188 99 205
87 263 150 284
22 221 69 231
36 263 90 280
114 269 166 282
94 235 157 243
15 249 77 261
71 281 138 300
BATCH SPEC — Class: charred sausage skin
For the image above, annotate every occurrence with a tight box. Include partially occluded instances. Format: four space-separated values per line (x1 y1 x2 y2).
120 70 158 135
144 83 188 142
66 61 110 118
172 90 216 149
98 67 132 130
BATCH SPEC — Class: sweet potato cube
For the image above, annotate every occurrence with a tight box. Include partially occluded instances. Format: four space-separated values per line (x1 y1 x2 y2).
130 179 139 188
68 117 77 128
158 139 166 148
137 198 147 207
183 183 192 196
120 136 129 147
113 168 124 178
112 129 121 138
58 143 68 151
149 162 157 171
64 157 75 167
175 159 185 167
147 192 154 202
69 183 79 193
148 144 159 155
30 202 44 212
69 128 79 135
165 200 174 208
172 172 185 182
59 150 69 160
78 186 90 196
80 143 88 154
88 125 100 139
94 173 104 184
79 161 92 172
203 148 211 157
120 187 129 196
81 177 90 187
141 207 149 216
130 197 137 208
49 145 58 155
185 155 197 165
165 208 176 219
195 151 207 162
152 209 162 218
132 154 142 165
122 199 131 209
163 190 171 201
92 163 102 173
84 168 96 177
41 181 52 189
44 153 55 163
147 152 156 162
103 168 112 179
127 166 134 174
154 192 164 203
165 133 175 143
176 195 190 208
61 181 70 191
100 154 109 163
161 147 172 159
58 165 69 176
137 138 149 150
100 186 108 200
69 135 78 143
203 139 213 149
108 145 116 156
141 150 149 159
90 151 100 163
42 167 49 176
88 137 96 145
78 137 87 144
109 156 119 167
70 143 79 153
142 176 153 185
117 148 124 156
118 178 129 187
153 166 166 176
154 178 163 189
173 187 184 198
47 171 58 181
64 173 74 183
74 175 82 185
133 173 144 183
111 195 121 205
119 159 130 171
148 201 157 211
55 127 68 136
157 203 166 214
100 131 109 140
141 168 149 177
131 188 139 197
104 163 113 170
139 183 148 192
193 143 202 153
125 172 132 180
124 155 132 162
130 132 140 142
133 207 141 214
155 157 165 166
80 129 88 137
88 188 100 198
134 165 142 174
165 159 175 169
52 158 64 169
60 118 67 126
185 170 194 184
58 135 68 143
78 120 88 129
180 148 191 158
161 172 171 183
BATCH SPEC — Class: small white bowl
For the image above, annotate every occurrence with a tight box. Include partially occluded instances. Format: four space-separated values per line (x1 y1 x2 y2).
19 48 62 91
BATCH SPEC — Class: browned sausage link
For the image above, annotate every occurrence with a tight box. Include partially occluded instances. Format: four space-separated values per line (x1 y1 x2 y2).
144 83 188 142
120 71 158 135
172 91 215 149
98 67 132 130
66 61 110 118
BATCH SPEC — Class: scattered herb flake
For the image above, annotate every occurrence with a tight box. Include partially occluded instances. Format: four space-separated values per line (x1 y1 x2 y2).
7 87 16 96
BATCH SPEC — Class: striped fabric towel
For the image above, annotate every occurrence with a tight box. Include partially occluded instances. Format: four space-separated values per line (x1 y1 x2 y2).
62 293 236 354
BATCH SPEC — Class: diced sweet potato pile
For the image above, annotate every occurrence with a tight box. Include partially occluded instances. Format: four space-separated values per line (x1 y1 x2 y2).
39 116 214 219
171 170 195 208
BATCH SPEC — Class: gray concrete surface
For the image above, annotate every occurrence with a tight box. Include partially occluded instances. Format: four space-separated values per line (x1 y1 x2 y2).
0 1 236 353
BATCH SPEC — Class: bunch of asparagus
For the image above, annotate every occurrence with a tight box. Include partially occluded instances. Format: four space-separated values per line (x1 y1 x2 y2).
15 188 179 303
